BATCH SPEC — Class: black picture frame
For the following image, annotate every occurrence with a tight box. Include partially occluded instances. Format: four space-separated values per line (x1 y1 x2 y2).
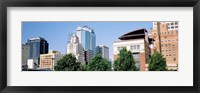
0 0 199 93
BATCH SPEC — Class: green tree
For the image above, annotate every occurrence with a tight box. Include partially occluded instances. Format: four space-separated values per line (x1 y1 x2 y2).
148 52 167 71
54 53 82 71
114 48 137 71
87 54 112 71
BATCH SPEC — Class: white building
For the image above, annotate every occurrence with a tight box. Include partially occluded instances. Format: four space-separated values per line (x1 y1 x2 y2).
96 45 109 60
113 28 150 71
67 35 85 64
27 59 38 69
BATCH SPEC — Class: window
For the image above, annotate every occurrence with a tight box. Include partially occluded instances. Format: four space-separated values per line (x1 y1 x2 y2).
173 58 177 61
165 44 167 47
171 23 174 25
168 44 170 46
117 47 120 51
168 40 170 42
171 31 174 34
137 45 140 50
134 45 136 50
130 46 133 50
133 53 140 59
168 32 170 34
171 26 174 29
175 26 178 28
161 44 164 47
175 22 178 25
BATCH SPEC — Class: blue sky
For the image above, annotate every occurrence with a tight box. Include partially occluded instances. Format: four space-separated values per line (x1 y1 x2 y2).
22 21 152 61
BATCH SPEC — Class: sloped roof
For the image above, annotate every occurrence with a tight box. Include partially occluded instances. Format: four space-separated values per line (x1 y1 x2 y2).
119 28 147 40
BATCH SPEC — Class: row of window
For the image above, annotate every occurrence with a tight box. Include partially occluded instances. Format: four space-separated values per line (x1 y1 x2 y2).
170 22 178 25
161 44 176 47
166 57 177 61
161 39 178 42
117 45 140 51
162 53 176 57
168 26 178 29
153 30 178 35
162 49 176 52
41 64 52 66
130 45 140 50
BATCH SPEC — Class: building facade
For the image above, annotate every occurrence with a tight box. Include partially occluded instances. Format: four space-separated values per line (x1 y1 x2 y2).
27 59 38 69
76 26 96 55
67 35 85 64
96 45 109 60
153 22 178 31
40 50 62 70
113 28 150 71
22 44 30 66
149 22 178 70
26 37 49 65
84 50 94 64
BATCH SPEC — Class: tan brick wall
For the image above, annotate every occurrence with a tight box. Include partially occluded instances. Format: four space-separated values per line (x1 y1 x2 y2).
149 22 178 70
114 54 118 61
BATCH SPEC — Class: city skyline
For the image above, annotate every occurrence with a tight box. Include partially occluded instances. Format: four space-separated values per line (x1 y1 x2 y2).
22 22 152 61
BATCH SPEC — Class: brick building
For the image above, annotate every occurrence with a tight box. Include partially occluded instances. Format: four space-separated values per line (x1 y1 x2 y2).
149 22 178 70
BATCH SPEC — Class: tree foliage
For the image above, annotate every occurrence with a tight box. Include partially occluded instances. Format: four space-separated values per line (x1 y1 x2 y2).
54 53 82 71
87 54 112 71
148 52 167 71
114 48 137 71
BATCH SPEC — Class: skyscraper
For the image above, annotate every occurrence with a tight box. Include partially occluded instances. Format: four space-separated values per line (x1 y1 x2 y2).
67 35 85 64
26 37 49 65
76 26 96 54
96 45 109 60
149 22 178 70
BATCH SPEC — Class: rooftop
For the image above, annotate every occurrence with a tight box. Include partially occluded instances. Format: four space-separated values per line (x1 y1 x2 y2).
119 28 147 40
76 26 94 34
28 37 47 41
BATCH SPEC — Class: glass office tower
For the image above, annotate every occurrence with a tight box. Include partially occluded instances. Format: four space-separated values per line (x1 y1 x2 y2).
26 37 49 63
76 26 96 54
